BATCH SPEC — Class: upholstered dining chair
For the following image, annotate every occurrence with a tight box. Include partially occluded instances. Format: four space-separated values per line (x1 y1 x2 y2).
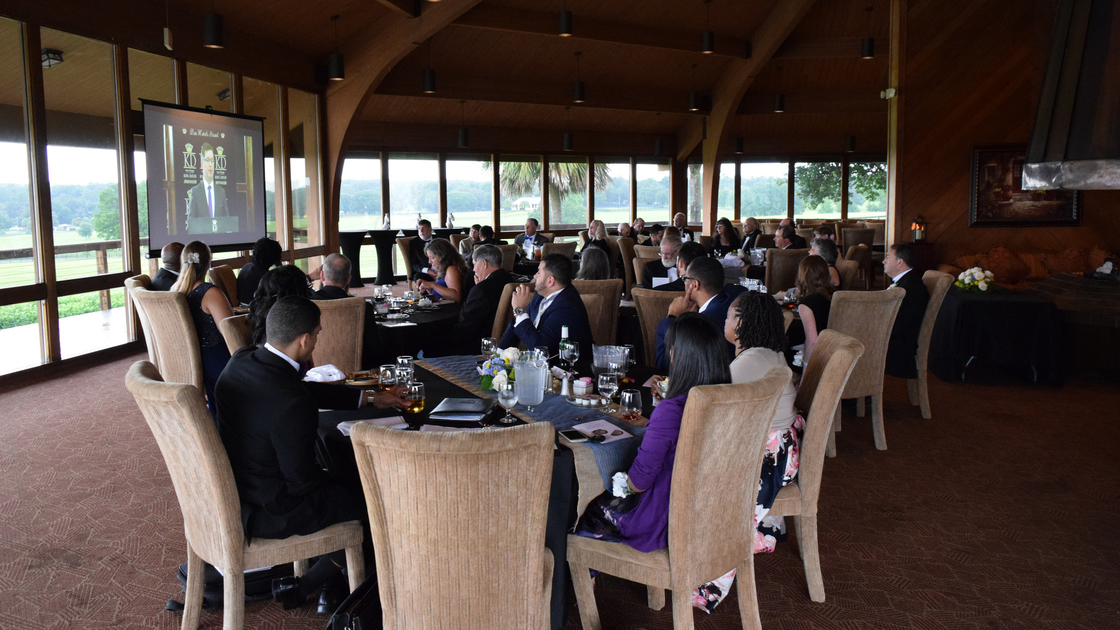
768 330 864 602
492 282 535 339
217 314 253 356
498 244 518 271
633 256 659 289
571 278 623 346
450 233 467 252
578 230 590 249
126 361 365 630
616 237 636 297
311 297 364 374
908 271 953 419
796 228 815 245
394 237 415 289
127 285 204 393
754 233 776 250
351 421 554 630
845 244 874 289
567 369 790 630
696 234 711 249
827 289 905 452
634 244 660 259
836 259 860 290
541 241 577 260
765 248 809 293
605 236 622 278
631 288 682 368
206 265 238 307
125 274 159 367
538 231 554 242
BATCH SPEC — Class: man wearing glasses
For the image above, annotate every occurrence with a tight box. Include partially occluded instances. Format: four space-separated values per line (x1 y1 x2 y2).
653 256 744 369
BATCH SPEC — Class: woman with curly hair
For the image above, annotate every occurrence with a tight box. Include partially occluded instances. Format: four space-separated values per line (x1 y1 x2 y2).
708 217 741 258
171 240 233 418
247 265 312 348
416 237 472 302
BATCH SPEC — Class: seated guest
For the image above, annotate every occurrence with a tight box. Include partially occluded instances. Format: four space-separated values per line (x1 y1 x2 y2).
477 225 503 247
576 246 611 281
408 220 436 284
237 237 282 305
633 217 647 237
813 224 837 246
311 253 384 370
883 243 930 379
709 217 741 258
724 291 802 554
779 218 808 249
247 265 313 348
810 237 841 287
172 241 233 418
647 223 665 247
416 238 472 303
662 226 680 240
641 234 682 288
150 241 184 291
786 256 834 366
216 296 408 613
655 256 745 369
514 218 550 257
581 219 610 256
452 245 513 354
499 253 593 357
672 212 694 242
739 217 763 251
653 241 707 292
458 224 482 257
616 222 633 239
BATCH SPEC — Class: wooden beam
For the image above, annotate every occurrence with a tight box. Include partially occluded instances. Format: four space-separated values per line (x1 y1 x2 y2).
773 36 885 59
885 0 905 250
438 153 448 228
376 0 420 18
736 90 887 115
113 44 142 343
277 87 295 259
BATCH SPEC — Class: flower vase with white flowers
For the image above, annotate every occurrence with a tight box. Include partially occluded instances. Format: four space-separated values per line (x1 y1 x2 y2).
955 267 995 293
479 347 521 390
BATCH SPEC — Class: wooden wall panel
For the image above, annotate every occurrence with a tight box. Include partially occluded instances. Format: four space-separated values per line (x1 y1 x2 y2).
898 0 1120 264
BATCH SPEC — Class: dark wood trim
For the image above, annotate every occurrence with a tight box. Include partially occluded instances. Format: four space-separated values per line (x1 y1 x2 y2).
113 44 142 343
669 158 686 221
490 152 500 229
629 159 637 222
376 0 419 18
733 158 741 220
586 155 596 224
787 160 795 219
0 342 146 395
232 74 245 115
55 272 136 297
437 153 448 229
380 150 391 227
540 157 550 231
0 283 47 304
885 0 905 248
277 87 294 260
840 155 850 220
173 58 188 105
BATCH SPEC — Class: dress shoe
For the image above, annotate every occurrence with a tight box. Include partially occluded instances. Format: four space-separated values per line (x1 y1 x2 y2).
271 576 305 611
317 583 343 616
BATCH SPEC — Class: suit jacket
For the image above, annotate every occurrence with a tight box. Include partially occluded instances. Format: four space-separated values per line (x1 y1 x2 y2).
790 234 808 249
514 233 551 253
654 285 745 369
478 237 505 247
408 236 434 281
498 285 593 357
215 346 363 539
679 227 695 242
150 267 179 291
187 180 228 220
236 261 269 305
740 229 763 251
885 270 930 379
453 268 514 354
652 277 685 292
641 259 673 288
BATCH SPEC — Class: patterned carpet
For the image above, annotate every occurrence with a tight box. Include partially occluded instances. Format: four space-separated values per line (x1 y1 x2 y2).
0 353 1117 629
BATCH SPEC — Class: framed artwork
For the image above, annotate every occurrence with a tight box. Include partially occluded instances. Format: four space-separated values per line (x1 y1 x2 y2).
969 145 1082 227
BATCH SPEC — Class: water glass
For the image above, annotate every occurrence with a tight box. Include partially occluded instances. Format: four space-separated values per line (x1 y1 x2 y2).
403 290 416 303
621 344 635 368
378 364 397 391
620 389 642 423
514 360 547 412
497 381 518 425
481 337 498 357
597 373 619 411
405 382 425 414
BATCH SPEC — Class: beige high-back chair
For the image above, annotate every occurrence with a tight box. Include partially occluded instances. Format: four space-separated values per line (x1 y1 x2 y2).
571 278 623 346
768 330 864 602
217 314 252 356
796 228 815 245
450 234 467 252
836 259 860 291
492 282 534 339
351 421 555 630
128 286 204 392
125 361 365 630
765 248 809 293
577 229 589 249
908 271 953 419
631 288 683 368
207 265 238 307
538 231 554 242
696 234 711 249
616 237 636 297
754 233 776 250
634 244 660 259
568 370 790 630
125 274 158 366
605 236 621 277
633 256 659 289
541 241 577 259
845 244 874 289
498 244 518 271
395 237 415 288
312 297 365 374
827 289 905 452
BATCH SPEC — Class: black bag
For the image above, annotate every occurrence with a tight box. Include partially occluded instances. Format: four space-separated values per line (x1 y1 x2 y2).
166 561 294 610
325 573 383 630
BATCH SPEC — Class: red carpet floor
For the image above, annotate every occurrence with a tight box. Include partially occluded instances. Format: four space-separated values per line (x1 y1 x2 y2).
0 353 1117 629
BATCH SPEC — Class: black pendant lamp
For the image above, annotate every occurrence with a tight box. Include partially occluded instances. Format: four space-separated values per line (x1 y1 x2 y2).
701 0 714 54
327 15 344 81
687 63 701 112
563 107 574 151
735 137 744 154
572 51 585 103
559 8 573 37
458 101 469 148
203 5 224 49
422 39 436 94
654 138 663 157
861 6 875 59
845 135 857 153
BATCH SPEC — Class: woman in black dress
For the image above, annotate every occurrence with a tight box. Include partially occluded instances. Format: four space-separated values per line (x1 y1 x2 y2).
809 237 841 287
786 256 835 366
708 217 741 258
172 240 233 418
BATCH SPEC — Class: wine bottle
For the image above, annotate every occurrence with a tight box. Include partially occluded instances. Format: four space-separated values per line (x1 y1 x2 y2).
558 326 574 373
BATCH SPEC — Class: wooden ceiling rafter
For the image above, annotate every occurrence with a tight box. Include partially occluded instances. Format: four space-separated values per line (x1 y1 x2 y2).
375 0 419 19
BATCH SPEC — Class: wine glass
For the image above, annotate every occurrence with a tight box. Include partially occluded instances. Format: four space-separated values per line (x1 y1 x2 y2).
620 389 642 423
396 355 414 385
405 382 425 414
561 341 580 372
378 364 397 391
497 381 518 425
621 345 635 369
481 337 498 357
607 360 626 380
597 373 618 412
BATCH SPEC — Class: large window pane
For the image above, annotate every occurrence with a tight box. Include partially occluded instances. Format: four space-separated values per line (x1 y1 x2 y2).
594 162 629 232
740 162 788 219
129 49 174 271
794 161 842 220
635 161 670 225
0 301 44 374
388 154 438 230
0 18 34 290
717 162 736 215
289 89 322 248
446 157 491 231
58 287 128 359
686 162 702 224
186 62 233 112
498 157 541 232
340 156 383 280
42 29 122 282
549 157 588 230
243 77 281 240
848 161 887 219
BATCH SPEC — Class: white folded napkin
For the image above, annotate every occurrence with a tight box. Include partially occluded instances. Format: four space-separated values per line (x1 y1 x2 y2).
304 365 345 382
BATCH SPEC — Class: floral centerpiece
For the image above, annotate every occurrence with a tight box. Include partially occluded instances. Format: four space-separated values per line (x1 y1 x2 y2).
479 347 520 390
955 267 995 293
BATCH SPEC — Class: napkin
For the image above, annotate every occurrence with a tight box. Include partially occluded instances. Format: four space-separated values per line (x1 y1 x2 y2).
381 321 418 328
304 365 345 382
337 416 408 436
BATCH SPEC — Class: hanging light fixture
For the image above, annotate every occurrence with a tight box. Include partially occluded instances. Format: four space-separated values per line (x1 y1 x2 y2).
40 49 63 68
563 107 574 151
327 15 345 81
203 0 223 49
735 137 744 154
861 6 875 59
773 65 785 113
701 0 715 54
572 51 585 103
845 135 857 152
688 63 701 112
422 39 436 94
559 1 573 37
458 100 469 148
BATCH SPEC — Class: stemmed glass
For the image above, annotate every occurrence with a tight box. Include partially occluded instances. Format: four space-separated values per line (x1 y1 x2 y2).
481 337 498 358
561 341 580 375
497 381 518 425
620 389 642 423
378 364 397 391
597 373 619 412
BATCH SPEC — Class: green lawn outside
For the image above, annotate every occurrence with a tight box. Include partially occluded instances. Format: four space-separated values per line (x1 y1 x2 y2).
0 288 126 330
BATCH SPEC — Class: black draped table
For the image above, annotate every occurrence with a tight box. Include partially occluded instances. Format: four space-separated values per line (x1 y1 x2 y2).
928 286 1062 385
366 230 403 285
338 230 370 287
374 300 462 358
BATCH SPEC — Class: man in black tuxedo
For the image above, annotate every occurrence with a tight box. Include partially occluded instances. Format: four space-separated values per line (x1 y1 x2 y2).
652 241 707 293
150 242 184 291
654 256 744 369
779 218 808 249
310 253 383 369
632 217 649 244
452 245 513 354
216 296 407 611
187 142 229 224
672 212 695 242
498 253 593 357
739 217 763 251
641 234 682 288
883 244 930 379
408 219 435 283
647 223 665 247
513 218 550 257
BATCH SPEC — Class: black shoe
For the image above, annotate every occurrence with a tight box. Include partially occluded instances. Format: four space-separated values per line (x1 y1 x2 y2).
271 576 305 611
317 584 343 616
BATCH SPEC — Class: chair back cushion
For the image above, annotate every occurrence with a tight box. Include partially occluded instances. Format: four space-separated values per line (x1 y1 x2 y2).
841 228 875 249
916 271 953 372
616 237 636 295
498 245 518 271
796 228 815 244
754 233 776 250
492 282 535 339
828 289 904 398
765 248 809 292
207 265 238 307
634 244 660 259
450 234 467 251
351 421 555 629
836 259 860 290
667 370 789 588
125 274 158 366
218 314 253 356
696 234 710 249
541 241 577 259
571 279 623 346
312 297 365 373
631 288 684 368
129 286 204 391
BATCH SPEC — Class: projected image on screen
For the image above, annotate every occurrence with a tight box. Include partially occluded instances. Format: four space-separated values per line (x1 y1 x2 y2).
143 101 267 254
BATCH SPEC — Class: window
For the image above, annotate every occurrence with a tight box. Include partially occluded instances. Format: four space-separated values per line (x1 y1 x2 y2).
446 156 491 232
634 161 669 224
548 156 588 230
717 162 736 215
340 156 383 279
289 89 322 248
498 157 541 232
129 49 174 269
59 288 128 360
740 162 788 219
794 161 842 220
848 161 887 220
593 161 629 231
187 63 233 112
243 77 281 241
387 153 438 230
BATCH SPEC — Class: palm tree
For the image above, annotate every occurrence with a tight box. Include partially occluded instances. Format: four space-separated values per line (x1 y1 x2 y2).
485 160 612 225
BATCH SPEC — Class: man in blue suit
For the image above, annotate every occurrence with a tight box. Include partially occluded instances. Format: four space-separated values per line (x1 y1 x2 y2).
654 256 744 369
498 253 593 357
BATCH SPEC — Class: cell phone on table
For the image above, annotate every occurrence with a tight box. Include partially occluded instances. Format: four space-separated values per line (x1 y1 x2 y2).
559 429 588 443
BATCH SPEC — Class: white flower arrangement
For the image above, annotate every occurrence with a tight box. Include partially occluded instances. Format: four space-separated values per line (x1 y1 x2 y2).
611 471 635 498
792 350 805 367
500 346 521 363
955 266 995 293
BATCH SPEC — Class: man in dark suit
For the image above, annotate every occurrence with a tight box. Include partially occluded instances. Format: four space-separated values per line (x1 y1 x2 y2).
150 242 184 291
499 253 593 357
632 217 649 244
654 256 744 369
672 212 695 242
513 218 550 257
740 217 763 251
652 241 707 293
408 219 435 283
216 296 407 611
476 225 504 247
779 218 808 249
310 253 383 369
452 245 513 354
641 234 682 288
883 244 930 379
187 142 229 222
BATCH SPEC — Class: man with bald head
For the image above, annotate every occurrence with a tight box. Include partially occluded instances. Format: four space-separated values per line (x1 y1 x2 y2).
672 212 694 242
740 217 763 250
150 242 184 291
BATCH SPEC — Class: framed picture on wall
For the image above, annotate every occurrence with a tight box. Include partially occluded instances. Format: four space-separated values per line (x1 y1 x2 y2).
969 145 1082 227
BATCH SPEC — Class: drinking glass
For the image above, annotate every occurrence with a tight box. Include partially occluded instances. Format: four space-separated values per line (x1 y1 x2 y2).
607 360 626 379
514 360 547 412
378 364 397 391
597 373 619 412
620 389 642 423
497 381 518 425
396 355 414 371
481 337 498 357
403 290 416 303
405 382 425 414
561 341 580 372
381 285 393 297
621 344 635 368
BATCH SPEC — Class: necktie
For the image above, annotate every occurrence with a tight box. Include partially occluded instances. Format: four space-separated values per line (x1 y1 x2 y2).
207 186 214 218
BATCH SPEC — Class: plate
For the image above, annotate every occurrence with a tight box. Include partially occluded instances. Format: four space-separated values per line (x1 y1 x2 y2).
346 378 379 386
566 396 609 408
385 313 409 320
414 305 440 311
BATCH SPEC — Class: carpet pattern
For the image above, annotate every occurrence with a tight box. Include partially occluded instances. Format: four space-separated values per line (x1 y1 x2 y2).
0 353 1117 629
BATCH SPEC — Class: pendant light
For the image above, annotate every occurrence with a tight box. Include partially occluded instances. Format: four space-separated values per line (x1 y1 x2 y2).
458 100 469 148
688 63 701 112
845 135 857 153
327 15 345 81
559 1 573 37
861 6 875 59
563 107 574 152
701 0 714 54
572 51 585 103
773 65 785 113
203 1 224 49
735 137 744 154
422 39 436 94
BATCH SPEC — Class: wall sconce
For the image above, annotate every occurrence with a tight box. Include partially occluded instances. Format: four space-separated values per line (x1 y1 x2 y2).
910 215 927 242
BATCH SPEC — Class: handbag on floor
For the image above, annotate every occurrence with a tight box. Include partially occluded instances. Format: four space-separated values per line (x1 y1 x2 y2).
166 561 294 610
325 573 383 630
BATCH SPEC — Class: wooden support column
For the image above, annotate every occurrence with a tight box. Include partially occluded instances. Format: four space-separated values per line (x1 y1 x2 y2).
540 157 549 230
885 0 906 250
490 153 500 231
380 151 391 227
840 155 850 220
629 159 637 222
669 158 687 223
173 58 188 105
438 153 448 228
587 156 596 225
113 44 141 339
277 87 294 260
733 159 742 220
787 161 795 219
